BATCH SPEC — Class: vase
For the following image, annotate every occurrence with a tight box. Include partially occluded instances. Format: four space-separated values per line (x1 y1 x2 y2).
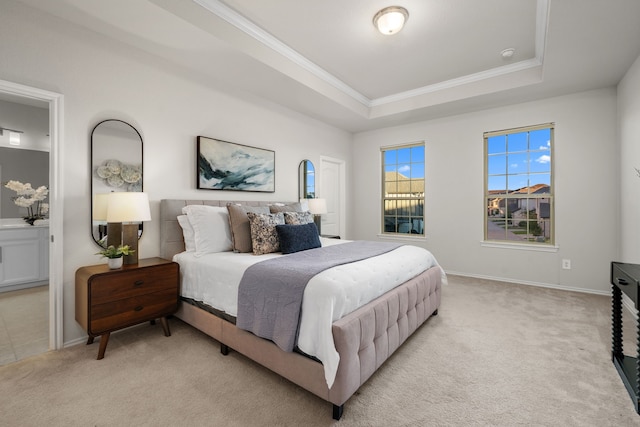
24 217 37 226
107 257 123 269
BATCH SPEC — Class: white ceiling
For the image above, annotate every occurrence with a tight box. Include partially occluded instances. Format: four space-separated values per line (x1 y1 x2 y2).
15 0 640 132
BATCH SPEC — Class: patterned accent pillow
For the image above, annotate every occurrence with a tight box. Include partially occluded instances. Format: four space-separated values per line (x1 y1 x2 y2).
283 211 314 225
246 212 285 255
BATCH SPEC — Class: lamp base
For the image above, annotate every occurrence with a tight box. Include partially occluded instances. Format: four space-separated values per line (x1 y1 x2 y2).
122 223 139 265
106 222 122 248
313 215 322 236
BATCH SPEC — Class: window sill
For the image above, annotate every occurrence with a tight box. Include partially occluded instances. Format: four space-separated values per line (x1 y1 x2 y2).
377 233 427 242
480 241 559 253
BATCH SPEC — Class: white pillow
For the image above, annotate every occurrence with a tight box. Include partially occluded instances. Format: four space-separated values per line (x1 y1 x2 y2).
177 215 196 252
181 205 233 256
298 199 310 212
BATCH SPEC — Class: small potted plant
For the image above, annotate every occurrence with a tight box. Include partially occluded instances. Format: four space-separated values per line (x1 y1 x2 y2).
96 245 134 269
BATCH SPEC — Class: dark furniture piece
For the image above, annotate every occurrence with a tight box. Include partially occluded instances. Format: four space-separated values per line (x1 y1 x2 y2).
611 261 640 413
75 257 180 359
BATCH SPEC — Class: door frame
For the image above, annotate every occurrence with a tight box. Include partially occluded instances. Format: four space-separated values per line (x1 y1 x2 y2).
0 79 64 350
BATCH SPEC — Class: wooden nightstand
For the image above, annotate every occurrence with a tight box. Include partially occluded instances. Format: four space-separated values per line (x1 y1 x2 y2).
75 257 180 360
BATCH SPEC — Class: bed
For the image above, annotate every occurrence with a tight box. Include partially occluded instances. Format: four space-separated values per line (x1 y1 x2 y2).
160 199 443 420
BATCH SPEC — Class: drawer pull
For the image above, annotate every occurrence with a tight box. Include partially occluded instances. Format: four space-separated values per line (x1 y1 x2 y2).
134 306 143 312
134 280 144 287
617 278 629 286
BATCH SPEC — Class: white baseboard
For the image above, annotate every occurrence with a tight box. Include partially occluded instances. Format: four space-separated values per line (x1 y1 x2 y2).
64 337 86 348
445 270 638 319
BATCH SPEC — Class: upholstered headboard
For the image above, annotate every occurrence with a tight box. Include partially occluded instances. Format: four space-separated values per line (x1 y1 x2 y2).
159 199 297 260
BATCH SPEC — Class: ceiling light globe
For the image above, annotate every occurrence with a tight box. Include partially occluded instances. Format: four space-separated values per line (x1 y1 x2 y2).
373 6 409 35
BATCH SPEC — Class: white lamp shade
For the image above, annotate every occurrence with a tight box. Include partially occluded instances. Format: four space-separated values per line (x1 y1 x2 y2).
106 192 151 223
307 198 327 215
92 193 110 221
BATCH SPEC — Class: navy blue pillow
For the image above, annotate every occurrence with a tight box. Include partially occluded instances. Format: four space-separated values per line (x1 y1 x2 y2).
276 222 321 254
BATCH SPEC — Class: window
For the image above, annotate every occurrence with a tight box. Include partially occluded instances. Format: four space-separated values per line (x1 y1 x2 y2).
485 123 554 244
382 143 425 235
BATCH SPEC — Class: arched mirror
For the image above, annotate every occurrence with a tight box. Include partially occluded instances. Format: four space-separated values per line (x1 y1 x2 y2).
298 159 315 199
91 119 143 248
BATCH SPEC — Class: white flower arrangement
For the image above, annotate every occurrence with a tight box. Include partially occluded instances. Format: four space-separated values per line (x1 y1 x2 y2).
4 180 49 225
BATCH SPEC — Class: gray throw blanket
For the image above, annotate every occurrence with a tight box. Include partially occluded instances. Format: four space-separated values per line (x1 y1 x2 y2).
236 241 403 352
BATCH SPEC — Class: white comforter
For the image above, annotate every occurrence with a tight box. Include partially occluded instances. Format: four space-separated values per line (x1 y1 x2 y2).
173 238 445 388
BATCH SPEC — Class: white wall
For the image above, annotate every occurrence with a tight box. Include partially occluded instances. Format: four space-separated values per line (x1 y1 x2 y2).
618 54 640 263
0 2 352 344
353 88 618 294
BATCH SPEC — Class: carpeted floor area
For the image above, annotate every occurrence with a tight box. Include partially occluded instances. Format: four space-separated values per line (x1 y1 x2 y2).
1 275 639 426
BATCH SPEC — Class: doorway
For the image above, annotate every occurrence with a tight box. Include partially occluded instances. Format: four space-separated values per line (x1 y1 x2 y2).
0 79 63 356
319 156 346 239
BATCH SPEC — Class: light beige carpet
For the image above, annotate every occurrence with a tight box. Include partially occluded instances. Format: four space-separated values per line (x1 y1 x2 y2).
1 275 639 426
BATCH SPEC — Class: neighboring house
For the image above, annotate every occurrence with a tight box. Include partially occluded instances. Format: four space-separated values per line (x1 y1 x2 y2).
384 171 424 234
488 184 549 216
488 184 551 239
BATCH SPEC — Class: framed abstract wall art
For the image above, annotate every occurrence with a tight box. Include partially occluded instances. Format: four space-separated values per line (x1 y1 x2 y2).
197 136 275 192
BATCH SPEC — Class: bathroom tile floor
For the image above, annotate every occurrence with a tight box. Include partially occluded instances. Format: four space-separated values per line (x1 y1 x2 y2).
0 285 48 366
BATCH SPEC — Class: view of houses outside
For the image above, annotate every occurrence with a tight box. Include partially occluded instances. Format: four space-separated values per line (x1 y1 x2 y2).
485 125 553 244
382 144 425 235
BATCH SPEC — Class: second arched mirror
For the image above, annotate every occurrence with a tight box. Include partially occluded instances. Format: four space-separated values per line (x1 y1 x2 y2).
91 119 143 248
298 159 315 199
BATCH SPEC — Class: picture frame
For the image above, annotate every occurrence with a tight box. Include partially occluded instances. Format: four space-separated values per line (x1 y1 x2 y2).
197 136 275 192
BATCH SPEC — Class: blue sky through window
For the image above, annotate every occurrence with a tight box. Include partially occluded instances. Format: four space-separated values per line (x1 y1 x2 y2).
487 128 551 192
384 145 425 179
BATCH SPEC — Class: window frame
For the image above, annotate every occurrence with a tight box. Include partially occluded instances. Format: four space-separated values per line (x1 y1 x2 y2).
484 123 555 246
380 142 426 237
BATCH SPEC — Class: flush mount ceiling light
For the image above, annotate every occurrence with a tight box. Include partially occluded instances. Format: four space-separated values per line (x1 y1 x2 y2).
373 6 409 35
501 48 516 59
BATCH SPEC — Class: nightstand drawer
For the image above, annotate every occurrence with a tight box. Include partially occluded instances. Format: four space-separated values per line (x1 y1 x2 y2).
90 287 178 334
90 263 178 304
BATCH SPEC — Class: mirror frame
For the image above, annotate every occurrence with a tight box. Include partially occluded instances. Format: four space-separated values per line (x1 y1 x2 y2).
90 119 143 248
298 159 315 200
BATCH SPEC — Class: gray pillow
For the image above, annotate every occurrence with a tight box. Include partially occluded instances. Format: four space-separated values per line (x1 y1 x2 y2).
226 204 270 253
269 202 303 213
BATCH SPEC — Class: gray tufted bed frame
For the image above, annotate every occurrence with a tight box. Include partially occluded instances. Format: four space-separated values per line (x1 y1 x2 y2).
160 199 442 420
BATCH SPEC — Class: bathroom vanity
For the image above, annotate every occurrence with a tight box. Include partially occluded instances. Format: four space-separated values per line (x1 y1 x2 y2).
0 218 49 292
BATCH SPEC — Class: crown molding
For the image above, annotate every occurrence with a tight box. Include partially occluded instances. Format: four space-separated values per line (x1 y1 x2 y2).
192 0 370 106
193 0 549 113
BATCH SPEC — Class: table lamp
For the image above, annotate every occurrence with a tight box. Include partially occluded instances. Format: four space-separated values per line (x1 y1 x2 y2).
92 193 114 246
307 198 327 235
106 192 151 265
